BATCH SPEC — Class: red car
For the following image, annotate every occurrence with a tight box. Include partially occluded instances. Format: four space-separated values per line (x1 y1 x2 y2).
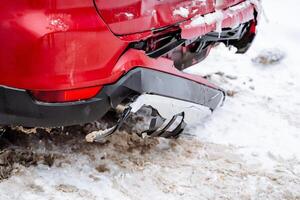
0 0 259 128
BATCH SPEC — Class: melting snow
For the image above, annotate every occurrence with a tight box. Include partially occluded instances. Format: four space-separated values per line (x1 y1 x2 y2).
173 7 190 18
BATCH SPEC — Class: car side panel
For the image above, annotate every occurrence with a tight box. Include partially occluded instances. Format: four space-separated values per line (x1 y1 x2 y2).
0 0 128 90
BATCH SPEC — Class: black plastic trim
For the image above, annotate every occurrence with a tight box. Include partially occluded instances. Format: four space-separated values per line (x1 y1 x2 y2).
0 68 225 127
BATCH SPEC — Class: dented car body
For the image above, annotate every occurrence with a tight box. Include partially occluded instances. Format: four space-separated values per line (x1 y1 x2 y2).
0 0 260 127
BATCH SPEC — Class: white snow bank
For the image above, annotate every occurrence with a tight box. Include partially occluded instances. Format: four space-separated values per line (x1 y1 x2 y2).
182 0 300 169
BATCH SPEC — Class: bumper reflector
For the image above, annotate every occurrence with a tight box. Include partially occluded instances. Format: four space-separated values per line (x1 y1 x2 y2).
31 86 102 103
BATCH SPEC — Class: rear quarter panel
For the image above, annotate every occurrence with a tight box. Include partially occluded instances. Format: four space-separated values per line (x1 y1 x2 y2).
94 0 245 35
0 0 128 91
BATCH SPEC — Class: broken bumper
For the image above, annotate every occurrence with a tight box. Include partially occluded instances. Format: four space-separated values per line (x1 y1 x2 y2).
0 68 225 127
180 1 257 39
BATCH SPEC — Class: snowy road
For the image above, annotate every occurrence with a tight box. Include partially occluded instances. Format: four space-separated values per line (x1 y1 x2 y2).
0 0 300 199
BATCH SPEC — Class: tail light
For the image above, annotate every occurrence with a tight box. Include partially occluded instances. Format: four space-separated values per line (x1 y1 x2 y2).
30 86 102 103
249 20 257 34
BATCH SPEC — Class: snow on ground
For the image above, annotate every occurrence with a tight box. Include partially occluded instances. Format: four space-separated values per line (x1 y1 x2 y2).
186 0 300 169
0 0 300 199
0 128 299 200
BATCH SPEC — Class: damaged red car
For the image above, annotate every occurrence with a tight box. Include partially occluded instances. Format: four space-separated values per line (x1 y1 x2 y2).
0 0 260 134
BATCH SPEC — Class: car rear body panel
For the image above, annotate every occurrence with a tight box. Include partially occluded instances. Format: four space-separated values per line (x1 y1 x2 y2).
0 0 129 91
0 0 253 92
94 0 245 35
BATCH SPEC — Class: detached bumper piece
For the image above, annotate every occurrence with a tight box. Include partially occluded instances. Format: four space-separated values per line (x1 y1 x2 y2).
140 106 186 139
86 105 186 142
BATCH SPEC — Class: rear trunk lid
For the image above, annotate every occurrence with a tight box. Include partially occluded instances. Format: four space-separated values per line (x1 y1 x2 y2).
94 0 245 35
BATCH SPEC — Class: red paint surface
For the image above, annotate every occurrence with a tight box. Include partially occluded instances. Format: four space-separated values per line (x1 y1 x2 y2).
113 49 219 89
95 0 245 35
0 0 128 91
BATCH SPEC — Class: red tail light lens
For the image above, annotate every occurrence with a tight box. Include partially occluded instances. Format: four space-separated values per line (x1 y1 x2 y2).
249 20 256 34
31 86 102 103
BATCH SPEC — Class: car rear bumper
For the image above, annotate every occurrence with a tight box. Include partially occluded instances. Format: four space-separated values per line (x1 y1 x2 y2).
0 68 225 127
0 86 111 127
